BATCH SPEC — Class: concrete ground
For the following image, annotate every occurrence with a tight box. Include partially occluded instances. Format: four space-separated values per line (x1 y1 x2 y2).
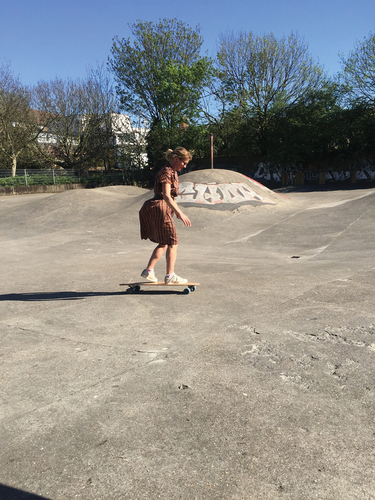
0 173 375 500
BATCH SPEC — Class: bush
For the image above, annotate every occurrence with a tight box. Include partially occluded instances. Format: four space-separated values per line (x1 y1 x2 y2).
0 168 151 188
82 169 152 188
0 171 80 186
0 175 27 187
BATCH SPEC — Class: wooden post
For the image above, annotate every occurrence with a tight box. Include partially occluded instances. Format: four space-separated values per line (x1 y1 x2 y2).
210 133 214 169
295 172 304 185
281 172 288 186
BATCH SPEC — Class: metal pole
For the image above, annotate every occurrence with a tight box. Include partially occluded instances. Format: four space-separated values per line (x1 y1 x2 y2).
210 133 214 169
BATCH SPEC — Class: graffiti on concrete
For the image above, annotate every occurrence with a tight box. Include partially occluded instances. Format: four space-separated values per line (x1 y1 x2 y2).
176 182 276 206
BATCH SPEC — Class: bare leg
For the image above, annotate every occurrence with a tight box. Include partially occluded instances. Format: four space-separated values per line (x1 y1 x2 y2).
166 244 178 275
147 244 167 270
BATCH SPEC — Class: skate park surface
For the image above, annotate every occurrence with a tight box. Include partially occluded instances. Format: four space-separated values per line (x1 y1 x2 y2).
1 169 375 500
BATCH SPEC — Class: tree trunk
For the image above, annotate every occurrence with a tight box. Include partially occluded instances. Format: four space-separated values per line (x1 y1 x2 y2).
12 155 17 177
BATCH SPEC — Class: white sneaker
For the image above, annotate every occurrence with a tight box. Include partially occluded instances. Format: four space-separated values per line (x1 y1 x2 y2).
165 273 188 284
141 269 158 282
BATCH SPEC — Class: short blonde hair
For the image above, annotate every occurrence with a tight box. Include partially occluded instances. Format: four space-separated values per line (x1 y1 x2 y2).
165 147 192 163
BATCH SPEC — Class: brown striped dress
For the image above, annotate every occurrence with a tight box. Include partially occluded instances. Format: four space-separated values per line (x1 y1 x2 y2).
139 165 179 245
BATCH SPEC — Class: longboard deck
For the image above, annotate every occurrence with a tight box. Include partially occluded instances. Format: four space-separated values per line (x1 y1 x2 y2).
121 282 199 294
122 282 199 286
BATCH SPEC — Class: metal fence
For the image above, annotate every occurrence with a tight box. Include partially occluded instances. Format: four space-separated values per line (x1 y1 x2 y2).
0 168 151 188
0 169 81 186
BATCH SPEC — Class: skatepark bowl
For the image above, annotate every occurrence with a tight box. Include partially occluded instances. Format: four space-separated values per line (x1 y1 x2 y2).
1 169 375 500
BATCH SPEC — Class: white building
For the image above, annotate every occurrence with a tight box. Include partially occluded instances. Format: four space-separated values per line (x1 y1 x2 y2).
34 111 148 168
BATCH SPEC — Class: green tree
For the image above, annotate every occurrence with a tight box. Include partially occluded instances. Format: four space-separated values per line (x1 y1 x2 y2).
333 104 375 168
268 82 343 170
0 62 40 176
339 33 375 165
340 32 375 107
109 18 213 166
216 31 324 157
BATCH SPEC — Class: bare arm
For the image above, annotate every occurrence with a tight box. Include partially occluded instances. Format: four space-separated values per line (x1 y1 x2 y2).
162 183 191 227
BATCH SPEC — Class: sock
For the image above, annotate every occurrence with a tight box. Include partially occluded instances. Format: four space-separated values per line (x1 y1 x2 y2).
166 273 174 279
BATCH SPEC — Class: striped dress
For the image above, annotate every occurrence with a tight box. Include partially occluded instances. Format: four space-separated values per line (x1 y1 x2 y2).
139 165 179 245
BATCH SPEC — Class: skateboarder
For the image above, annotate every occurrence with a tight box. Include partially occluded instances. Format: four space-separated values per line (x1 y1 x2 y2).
139 147 192 284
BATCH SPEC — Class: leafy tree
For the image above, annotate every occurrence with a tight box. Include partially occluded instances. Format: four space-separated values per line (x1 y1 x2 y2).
267 82 343 169
339 33 375 165
340 32 375 107
216 31 324 157
332 103 375 168
109 18 213 166
0 62 40 176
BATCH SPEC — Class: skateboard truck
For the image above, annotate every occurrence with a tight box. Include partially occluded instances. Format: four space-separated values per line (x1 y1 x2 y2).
122 282 199 295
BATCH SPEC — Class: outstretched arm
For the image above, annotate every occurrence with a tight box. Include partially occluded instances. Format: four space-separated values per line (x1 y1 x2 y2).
162 183 191 226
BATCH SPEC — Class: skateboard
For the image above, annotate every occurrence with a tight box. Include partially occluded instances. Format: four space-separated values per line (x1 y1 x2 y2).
122 281 200 295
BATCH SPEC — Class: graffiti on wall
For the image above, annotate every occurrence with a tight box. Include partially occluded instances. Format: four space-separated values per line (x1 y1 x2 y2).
176 182 276 206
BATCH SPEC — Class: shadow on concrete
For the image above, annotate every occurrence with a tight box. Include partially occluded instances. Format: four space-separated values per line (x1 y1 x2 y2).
0 291 125 301
275 181 375 193
0 289 187 301
121 290 190 295
0 484 51 500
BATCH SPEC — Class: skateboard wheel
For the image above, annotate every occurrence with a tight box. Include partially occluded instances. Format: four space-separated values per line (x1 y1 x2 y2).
183 287 191 294
134 285 141 292
188 286 196 292
126 287 133 294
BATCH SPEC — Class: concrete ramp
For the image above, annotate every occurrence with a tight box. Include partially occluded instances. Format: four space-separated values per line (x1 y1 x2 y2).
176 169 286 209
1 186 375 500
0 185 150 234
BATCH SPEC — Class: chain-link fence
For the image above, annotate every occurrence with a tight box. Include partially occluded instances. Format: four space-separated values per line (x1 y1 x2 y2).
0 169 81 187
0 168 152 188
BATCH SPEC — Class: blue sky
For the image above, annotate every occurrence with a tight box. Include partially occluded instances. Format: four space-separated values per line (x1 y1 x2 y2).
1 0 374 86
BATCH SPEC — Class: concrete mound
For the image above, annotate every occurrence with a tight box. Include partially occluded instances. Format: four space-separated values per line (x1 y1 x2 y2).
0 185 150 235
176 169 286 209
1 173 285 238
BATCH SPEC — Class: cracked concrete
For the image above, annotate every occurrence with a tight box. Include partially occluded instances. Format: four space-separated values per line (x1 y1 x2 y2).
0 176 375 499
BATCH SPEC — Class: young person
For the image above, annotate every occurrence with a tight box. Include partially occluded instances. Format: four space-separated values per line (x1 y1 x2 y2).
139 147 192 284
